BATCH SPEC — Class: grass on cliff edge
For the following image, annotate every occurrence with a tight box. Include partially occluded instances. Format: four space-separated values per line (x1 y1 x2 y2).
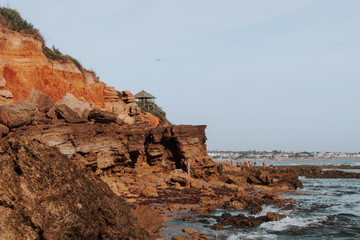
0 7 83 71
136 99 169 123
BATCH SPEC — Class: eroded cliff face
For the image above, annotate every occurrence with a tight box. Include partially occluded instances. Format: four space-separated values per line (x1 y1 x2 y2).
0 25 105 106
0 25 161 127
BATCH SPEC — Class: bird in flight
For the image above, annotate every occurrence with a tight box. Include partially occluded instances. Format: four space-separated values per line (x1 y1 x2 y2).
155 58 162 61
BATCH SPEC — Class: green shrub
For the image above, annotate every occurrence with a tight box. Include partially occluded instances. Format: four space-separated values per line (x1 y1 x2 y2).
0 7 82 71
42 45 83 70
0 7 42 41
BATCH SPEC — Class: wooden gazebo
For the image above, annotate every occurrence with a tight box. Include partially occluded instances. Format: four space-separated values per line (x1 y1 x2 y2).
134 90 156 110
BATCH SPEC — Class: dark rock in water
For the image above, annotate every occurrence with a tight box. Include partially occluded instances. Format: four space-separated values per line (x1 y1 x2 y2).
278 165 360 179
0 136 148 239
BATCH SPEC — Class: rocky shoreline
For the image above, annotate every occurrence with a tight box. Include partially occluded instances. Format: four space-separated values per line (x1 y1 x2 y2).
0 88 306 239
0 12 358 239
1 90 358 239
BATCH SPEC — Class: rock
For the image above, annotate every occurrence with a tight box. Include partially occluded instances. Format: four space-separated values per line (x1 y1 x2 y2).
211 224 223 230
132 205 163 234
182 228 198 235
170 169 191 187
142 186 159 197
46 106 58 119
55 93 91 123
0 124 9 137
0 103 34 128
263 212 286 221
0 89 13 104
127 102 141 116
88 109 118 123
0 136 148 239
172 235 185 240
0 76 6 88
26 88 54 112
119 90 136 103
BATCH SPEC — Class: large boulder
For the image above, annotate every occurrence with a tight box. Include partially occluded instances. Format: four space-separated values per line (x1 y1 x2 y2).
26 88 54 112
88 109 118 124
0 136 148 239
55 93 91 123
0 102 38 128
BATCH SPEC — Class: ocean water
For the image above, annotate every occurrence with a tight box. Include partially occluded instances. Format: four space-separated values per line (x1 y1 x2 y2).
160 159 360 240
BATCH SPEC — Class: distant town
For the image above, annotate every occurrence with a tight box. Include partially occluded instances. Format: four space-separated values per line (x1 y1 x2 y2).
208 150 360 162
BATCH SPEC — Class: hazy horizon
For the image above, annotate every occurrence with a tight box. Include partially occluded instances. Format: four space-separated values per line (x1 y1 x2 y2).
3 0 360 152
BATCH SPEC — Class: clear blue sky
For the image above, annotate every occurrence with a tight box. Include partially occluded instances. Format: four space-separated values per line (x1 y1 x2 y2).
3 0 360 152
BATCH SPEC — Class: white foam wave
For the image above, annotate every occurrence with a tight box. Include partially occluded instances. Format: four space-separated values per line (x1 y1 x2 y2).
260 216 327 231
251 205 283 217
227 231 277 240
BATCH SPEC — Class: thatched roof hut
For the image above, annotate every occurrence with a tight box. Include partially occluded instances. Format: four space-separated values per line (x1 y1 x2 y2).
134 90 156 100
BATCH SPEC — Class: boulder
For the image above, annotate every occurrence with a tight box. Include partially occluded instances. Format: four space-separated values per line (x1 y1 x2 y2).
0 103 35 128
142 186 159 197
88 109 118 123
170 169 191 187
55 93 91 123
263 212 286 222
119 90 136 103
132 205 163 234
0 124 9 137
0 90 13 104
26 88 54 112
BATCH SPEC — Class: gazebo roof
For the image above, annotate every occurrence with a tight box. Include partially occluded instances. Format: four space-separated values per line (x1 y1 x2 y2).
134 90 156 99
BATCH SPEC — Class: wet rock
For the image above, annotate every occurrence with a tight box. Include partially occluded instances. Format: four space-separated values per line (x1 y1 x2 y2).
211 224 223 230
182 228 198 235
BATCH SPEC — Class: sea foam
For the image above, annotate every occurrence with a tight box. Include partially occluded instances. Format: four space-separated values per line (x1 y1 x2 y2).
259 216 327 232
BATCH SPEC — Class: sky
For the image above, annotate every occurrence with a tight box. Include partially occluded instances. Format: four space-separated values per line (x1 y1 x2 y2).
2 0 360 152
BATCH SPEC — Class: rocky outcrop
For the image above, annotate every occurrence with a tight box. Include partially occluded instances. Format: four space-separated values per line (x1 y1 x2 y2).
0 136 148 239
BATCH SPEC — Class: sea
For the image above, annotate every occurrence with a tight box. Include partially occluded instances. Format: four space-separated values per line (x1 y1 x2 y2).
160 159 360 240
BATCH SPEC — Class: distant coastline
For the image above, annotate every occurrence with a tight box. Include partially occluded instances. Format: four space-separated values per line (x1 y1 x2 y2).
213 157 360 163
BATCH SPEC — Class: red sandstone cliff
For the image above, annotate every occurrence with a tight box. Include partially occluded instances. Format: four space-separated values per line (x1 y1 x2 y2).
0 24 161 126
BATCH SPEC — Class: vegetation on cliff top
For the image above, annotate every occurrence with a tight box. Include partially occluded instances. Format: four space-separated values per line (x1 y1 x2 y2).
135 99 168 123
0 7 83 71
